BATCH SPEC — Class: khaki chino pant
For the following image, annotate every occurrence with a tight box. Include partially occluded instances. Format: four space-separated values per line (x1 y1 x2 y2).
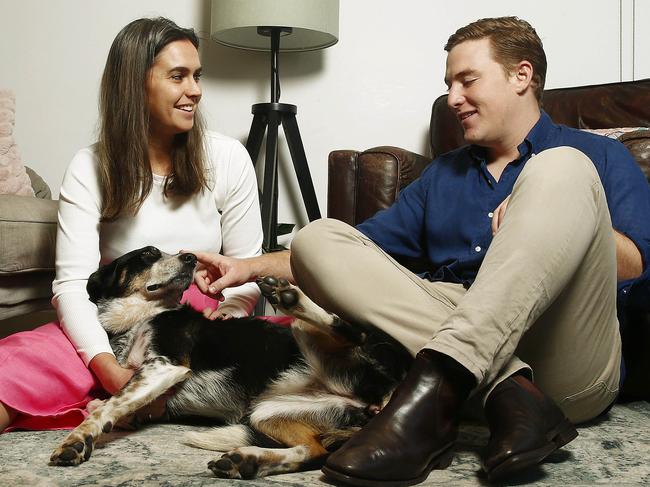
290 147 621 424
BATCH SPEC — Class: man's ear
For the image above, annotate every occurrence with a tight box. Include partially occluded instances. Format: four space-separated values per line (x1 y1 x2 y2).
512 60 534 94
87 261 120 304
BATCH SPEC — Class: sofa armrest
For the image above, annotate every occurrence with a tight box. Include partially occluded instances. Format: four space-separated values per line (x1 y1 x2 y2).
328 146 431 226
619 129 650 183
0 194 58 273
0 194 58 321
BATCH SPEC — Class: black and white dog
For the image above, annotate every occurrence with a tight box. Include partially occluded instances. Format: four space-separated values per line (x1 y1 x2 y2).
49 246 412 479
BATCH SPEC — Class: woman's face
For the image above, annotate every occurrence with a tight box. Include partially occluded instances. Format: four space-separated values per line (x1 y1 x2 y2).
145 39 202 142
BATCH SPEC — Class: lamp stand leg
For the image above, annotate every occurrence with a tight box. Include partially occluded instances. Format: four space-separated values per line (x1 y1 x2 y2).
281 112 321 222
244 102 321 255
260 111 280 252
245 113 267 168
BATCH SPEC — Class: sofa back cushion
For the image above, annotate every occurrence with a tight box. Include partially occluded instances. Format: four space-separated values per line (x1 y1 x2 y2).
430 78 650 181
0 89 34 196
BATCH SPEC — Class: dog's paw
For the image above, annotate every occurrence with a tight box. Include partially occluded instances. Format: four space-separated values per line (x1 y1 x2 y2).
208 451 259 480
49 433 94 466
256 276 299 309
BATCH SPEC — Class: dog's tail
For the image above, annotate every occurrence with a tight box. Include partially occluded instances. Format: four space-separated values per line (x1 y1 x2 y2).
185 423 285 451
184 424 253 451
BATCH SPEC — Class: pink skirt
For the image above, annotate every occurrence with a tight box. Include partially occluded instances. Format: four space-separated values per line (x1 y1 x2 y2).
0 286 291 432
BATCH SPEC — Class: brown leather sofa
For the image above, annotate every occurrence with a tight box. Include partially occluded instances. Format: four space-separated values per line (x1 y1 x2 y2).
328 78 650 399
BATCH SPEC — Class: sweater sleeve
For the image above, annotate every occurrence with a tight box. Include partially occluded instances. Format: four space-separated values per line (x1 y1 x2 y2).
51 148 113 366
214 138 263 317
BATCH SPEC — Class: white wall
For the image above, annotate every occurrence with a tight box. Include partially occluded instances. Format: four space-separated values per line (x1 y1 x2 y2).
634 0 650 79
1 0 647 242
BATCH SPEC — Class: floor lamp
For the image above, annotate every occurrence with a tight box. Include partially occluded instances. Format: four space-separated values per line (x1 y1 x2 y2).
210 0 339 252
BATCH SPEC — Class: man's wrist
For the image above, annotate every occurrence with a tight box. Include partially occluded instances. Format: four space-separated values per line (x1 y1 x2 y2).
258 250 293 282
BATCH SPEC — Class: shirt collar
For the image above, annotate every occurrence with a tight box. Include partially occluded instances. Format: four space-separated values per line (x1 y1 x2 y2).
469 110 554 164
525 110 554 156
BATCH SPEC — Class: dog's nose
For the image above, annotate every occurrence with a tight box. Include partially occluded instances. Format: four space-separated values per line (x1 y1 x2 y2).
181 253 197 265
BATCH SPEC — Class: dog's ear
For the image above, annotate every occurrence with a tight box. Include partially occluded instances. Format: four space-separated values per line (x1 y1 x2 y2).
86 247 160 303
87 261 120 304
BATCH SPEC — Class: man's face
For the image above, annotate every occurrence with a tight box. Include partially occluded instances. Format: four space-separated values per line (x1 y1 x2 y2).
444 38 521 148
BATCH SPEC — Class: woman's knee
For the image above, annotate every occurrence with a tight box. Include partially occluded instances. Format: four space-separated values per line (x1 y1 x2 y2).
0 401 17 432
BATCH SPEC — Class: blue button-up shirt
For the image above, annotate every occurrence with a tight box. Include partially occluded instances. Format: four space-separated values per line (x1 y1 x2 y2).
357 111 650 311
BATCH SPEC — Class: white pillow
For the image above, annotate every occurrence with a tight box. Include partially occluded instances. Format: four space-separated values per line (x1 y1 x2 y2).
581 127 650 140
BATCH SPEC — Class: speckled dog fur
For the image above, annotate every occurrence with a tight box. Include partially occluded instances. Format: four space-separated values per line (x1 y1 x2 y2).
49 246 413 479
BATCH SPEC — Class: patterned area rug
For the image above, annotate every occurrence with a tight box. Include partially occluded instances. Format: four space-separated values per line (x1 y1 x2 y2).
0 402 648 486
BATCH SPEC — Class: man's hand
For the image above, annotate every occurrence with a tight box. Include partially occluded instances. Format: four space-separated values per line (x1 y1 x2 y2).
489 197 642 280
188 250 293 300
190 252 256 301
614 230 643 280
491 195 511 235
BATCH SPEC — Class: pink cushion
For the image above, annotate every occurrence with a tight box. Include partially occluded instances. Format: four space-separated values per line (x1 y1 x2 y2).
1 284 292 432
180 285 293 326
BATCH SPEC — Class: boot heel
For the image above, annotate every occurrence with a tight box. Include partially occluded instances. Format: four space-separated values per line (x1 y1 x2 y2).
552 419 578 448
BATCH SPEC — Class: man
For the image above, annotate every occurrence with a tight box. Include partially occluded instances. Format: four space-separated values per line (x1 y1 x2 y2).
194 17 650 486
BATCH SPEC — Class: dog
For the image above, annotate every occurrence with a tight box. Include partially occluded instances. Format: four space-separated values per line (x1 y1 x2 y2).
49 246 413 479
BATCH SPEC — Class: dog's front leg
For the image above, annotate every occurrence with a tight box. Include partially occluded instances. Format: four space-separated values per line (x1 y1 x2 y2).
50 357 190 466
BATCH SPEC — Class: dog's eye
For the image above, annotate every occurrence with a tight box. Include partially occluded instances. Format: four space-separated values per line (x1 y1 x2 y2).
146 284 162 292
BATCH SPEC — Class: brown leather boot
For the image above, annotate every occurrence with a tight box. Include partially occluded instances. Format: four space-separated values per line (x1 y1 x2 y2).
481 375 578 481
322 349 475 487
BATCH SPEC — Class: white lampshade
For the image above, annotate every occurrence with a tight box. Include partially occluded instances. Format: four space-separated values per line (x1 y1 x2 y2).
210 0 339 52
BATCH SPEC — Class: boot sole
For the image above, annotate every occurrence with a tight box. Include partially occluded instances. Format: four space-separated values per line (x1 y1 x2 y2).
321 443 455 487
485 417 579 482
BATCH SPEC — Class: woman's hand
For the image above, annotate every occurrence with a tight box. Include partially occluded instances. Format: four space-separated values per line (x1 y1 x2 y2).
89 353 172 428
129 394 170 426
89 353 135 395
202 307 233 321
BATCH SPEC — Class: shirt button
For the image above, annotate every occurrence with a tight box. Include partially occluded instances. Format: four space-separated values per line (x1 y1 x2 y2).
475 246 482 252
488 212 494 218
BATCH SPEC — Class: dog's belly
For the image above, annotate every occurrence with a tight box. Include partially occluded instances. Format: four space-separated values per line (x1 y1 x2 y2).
167 368 248 422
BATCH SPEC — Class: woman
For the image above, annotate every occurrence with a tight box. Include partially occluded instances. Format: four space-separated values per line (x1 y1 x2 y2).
0 17 263 432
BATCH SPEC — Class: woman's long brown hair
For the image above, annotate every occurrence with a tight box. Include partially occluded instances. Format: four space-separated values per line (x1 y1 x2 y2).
97 17 208 221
